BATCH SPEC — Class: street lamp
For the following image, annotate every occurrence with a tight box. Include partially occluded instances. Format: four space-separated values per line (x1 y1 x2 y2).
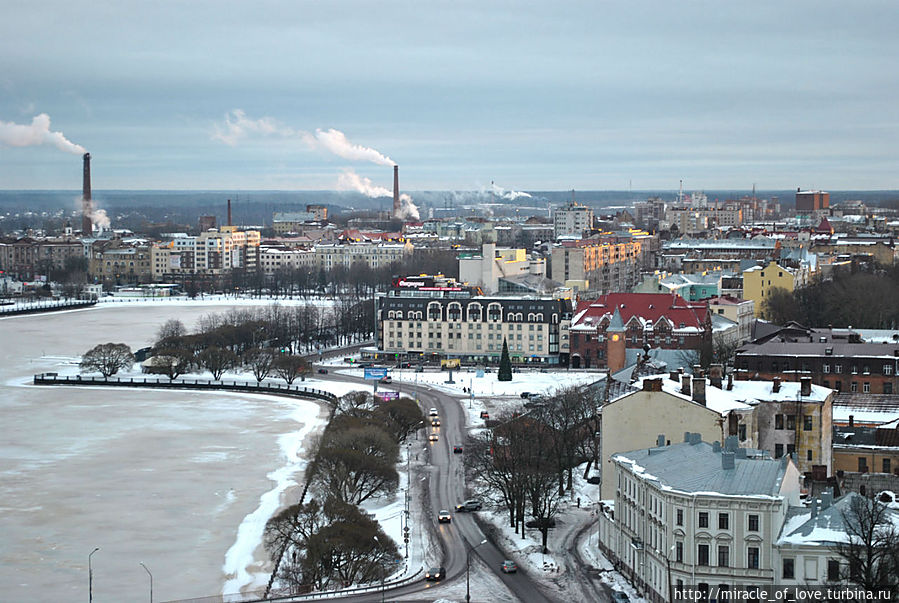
89 547 100 603
140 562 153 603
372 536 386 603
466 538 488 603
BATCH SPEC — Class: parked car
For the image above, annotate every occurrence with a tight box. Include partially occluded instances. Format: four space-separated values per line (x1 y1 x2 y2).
317 368 328 374
425 566 446 581
520 392 531 399
429 432 439 442
437 509 452 523
455 499 482 512
587 475 601 485
501 560 518 573
453 446 463 454
479 410 490 419
611 591 630 603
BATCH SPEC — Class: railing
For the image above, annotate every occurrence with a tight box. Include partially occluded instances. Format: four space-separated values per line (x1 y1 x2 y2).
32 374 338 404
161 567 423 603
0 299 97 316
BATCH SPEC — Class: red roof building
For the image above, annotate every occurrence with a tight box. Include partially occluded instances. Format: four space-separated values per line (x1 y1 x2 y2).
568 293 712 369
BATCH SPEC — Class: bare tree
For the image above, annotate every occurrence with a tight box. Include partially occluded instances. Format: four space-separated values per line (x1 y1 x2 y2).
832 494 899 592
80 343 135 377
312 423 399 505
197 346 238 380
244 348 275 382
155 319 186 346
273 354 310 384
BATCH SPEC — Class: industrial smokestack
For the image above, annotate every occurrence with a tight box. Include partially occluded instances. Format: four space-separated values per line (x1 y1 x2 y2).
227 199 232 227
393 165 400 219
81 152 92 235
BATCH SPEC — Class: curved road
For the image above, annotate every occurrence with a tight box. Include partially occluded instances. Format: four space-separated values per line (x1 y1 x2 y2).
316 368 556 603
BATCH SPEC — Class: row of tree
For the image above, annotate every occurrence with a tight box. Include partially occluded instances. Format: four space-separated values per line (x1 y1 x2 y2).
264 392 423 593
762 263 899 329
464 385 601 553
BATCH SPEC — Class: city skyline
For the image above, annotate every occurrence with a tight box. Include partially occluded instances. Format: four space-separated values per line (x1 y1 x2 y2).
1 1 898 191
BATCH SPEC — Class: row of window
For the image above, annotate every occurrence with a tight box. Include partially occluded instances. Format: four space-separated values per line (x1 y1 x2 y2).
825 379 893 394
857 457 891 473
679 510 760 532
774 414 814 431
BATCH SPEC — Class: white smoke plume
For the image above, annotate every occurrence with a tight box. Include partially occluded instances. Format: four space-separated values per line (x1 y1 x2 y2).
91 208 111 234
212 109 292 146
489 181 532 200
337 169 392 198
311 128 394 166
337 169 420 221
0 113 86 154
396 193 420 221
213 110 395 166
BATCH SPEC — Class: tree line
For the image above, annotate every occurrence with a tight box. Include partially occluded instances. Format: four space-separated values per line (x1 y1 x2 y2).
762 263 899 329
264 391 423 594
464 385 601 553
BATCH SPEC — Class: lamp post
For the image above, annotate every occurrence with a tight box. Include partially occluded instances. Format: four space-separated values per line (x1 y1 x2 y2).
140 562 153 603
466 538 488 603
88 547 100 603
372 536 386 603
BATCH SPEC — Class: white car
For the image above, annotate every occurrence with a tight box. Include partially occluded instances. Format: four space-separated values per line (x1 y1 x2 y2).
429 407 439 417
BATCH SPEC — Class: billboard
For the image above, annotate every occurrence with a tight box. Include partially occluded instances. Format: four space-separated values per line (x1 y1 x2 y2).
376 391 400 401
363 368 388 380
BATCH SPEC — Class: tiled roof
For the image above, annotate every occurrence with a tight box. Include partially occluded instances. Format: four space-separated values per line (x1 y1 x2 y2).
572 293 708 331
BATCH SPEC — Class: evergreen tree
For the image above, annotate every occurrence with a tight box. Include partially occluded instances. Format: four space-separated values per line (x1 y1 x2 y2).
498 338 512 382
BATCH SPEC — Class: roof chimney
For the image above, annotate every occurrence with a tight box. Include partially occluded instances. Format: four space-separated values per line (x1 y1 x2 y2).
800 376 812 397
692 376 706 406
709 364 724 388
643 378 663 392
712 441 721 453
657 434 666 448
227 199 232 227
681 374 692 396
670 370 680 382
772 377 781 393
821 489 833 509
726 373 733 391
848 415 854 427
721 451 735 470
810 498 819 518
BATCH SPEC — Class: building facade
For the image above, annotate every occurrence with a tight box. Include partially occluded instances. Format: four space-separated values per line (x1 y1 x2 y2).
553 202 594 239
550 238 642 294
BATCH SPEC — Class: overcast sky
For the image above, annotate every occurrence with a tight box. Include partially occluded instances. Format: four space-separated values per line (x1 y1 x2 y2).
1 1 897 191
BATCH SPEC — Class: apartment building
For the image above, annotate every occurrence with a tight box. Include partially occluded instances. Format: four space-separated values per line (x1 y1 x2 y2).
553 202 594 239
150 228 261 280
550 238 642 294
735 324 899 395
376 277 572 365
0 236 86 280
258 244 316 275
706 296 755 343
458 242 546 294
313 240 412 271
742 260 812 317
597 434 802 602
88 241 153 284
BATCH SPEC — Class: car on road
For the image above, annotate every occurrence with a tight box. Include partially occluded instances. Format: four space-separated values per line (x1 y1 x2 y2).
379 376 392 384
453 446 463 454
455 499 482 512
431 418 441 427
317 368 328 374
611 591 630 603
438 509 452 523
501 560 518 573
429 407 439 416
520 391 531 399
429 432 439 442
479 410 490 419
425 566 446 581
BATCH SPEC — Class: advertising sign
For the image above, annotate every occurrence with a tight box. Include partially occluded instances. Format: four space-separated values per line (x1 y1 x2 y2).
363 368 388 380
376 391 400 401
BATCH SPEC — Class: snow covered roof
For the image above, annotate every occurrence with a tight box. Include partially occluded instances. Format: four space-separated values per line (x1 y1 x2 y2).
613 439 790 497
776 492 899 547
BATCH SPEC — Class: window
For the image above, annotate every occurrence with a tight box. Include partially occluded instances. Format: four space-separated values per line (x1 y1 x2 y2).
823 364 830 373
883 458 891 473
698 544 710 566
717 545 730 567
748 514 759 532
804 416 813 431
827 560 840 581
775 414 784 430
787 444 796 456
699 512 709 528
807 449 813 461
851 382 858 392
886 383 894 394
835 380 843 392
783 558 795 579
676 541 683 563
863 382 870 393
858 457 868 472
885 365 894 376
718 513 729 530
676 509 683 526
834 364 842 374
747 547 760 569
739 424 747 441
851 365 858 375
775 444 784 458
786 415 796 430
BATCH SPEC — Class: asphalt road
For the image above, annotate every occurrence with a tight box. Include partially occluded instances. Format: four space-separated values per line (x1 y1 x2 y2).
315 367 557 603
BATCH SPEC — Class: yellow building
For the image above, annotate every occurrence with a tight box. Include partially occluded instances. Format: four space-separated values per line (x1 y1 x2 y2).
742 261 800 317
